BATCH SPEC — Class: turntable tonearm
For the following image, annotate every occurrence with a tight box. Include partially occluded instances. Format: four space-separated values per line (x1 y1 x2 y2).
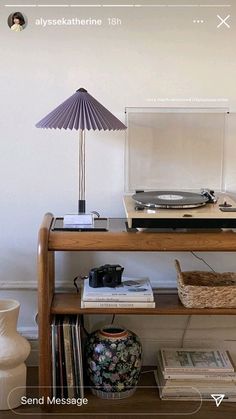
123 190 236 229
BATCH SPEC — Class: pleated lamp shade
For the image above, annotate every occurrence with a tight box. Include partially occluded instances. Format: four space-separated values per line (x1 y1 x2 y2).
36 88 126 131
36 88 127 214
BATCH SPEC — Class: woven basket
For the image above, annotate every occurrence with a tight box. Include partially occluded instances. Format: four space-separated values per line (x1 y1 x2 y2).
175 259 236 308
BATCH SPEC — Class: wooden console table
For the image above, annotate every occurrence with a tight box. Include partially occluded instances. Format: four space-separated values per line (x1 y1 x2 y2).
38 213 236 415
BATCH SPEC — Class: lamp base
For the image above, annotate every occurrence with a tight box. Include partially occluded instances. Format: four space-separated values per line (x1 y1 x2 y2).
64 213 94 227
52 217 108 231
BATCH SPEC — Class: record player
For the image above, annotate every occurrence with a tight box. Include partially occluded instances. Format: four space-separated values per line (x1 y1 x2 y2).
123 189 236 229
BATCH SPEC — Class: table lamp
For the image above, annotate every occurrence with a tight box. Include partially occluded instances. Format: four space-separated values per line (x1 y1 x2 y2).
36 88 126 227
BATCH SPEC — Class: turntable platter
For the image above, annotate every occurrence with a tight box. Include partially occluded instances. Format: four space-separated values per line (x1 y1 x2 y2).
132 191 209 209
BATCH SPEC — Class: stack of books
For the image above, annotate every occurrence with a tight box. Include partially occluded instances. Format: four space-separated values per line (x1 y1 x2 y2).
81 277 155 308
155 348 236 402
51 315 84 398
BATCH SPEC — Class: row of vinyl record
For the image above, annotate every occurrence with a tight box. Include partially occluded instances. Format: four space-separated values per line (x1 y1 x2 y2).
81 276 156 308
155 348 236 401
51 315 84 398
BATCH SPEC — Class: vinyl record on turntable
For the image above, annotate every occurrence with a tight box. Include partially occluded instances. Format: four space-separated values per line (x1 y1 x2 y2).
132 191 209 209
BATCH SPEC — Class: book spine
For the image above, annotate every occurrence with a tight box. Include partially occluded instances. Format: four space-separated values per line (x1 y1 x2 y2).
160 349 234 373
164 367 234 374
160 396 236 402
163 373 236 382
81 300 156 308
164 372 236 380
82 294 154 302
163 390 236 397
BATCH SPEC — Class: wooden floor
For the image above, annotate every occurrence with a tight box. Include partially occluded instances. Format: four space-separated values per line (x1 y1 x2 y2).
1 367 236 419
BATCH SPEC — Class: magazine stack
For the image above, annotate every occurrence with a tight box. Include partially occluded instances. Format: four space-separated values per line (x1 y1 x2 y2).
155 348 236 402
81 277 155 308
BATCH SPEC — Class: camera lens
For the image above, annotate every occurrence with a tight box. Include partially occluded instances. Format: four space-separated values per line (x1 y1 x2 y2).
102 274 115 287
103 274 111 283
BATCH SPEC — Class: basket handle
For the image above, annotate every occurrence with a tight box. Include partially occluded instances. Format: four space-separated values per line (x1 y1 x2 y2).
174 259 182 275
175 259 184 288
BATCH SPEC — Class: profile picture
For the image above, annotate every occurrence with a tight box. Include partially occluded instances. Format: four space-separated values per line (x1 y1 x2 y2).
8 12 27 32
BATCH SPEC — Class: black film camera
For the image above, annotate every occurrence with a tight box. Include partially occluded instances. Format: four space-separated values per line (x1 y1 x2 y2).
89 264 124 288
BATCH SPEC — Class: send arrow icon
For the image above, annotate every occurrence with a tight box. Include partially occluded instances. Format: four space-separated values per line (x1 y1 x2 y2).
211 394 225 407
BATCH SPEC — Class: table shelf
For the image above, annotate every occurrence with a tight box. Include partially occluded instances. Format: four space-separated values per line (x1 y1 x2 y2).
38 213 236 409
51 292 236 315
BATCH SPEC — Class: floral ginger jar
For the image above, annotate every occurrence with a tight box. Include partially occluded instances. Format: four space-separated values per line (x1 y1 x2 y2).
85 325 142 399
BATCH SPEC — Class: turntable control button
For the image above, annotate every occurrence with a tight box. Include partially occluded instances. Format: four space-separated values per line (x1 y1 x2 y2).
135 205 145 211
183 214 193 218
219 201 232 208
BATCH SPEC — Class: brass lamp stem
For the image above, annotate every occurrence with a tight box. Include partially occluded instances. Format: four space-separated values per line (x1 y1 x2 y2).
78 129 86 213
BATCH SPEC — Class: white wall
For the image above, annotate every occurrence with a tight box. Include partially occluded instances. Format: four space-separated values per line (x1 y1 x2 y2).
0 0 236 363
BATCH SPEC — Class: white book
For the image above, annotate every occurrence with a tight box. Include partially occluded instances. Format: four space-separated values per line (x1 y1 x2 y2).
160 348 235 374
163 382 236 392
161 396 236 402
82 277 154 302
157 350 236 381
80 299 156 308
156 363 236 391
160 393 236 402
154 370 236 401
163 372 236 381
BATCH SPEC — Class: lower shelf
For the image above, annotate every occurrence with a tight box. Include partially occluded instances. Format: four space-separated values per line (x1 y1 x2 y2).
51 292 236 315
15 368 236 418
